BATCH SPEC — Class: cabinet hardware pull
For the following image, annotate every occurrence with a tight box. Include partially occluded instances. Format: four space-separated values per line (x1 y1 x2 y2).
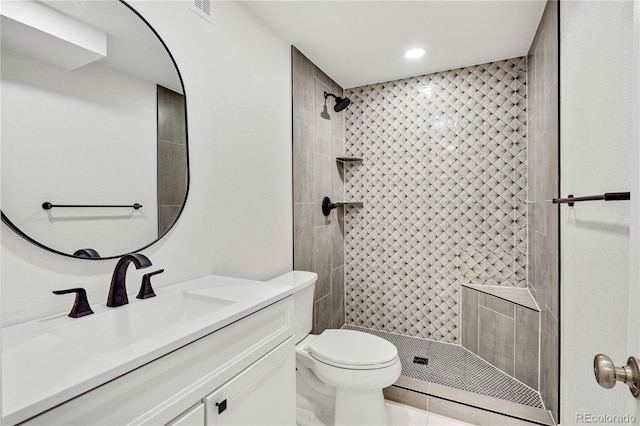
216 399 227 414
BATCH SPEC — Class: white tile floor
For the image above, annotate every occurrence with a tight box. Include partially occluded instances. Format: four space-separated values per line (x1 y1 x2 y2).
386 401 472 426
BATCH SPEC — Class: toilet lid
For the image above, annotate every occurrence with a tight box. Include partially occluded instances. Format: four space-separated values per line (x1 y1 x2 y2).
307 330 398 367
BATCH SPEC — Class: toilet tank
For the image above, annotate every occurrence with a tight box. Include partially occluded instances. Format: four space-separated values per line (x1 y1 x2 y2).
268 271 317 343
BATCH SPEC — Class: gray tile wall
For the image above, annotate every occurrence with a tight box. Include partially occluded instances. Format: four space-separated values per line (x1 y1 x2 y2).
157 85 187 236
343 58 528 343
527 1 559 421
461 287 540 390
292 47 346 333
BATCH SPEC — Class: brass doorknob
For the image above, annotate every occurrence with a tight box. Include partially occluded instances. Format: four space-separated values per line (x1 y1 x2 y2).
594 354 640 399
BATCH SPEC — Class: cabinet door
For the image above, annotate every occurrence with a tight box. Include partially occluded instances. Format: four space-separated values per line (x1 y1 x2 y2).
169 403 205 426
204 338 295 426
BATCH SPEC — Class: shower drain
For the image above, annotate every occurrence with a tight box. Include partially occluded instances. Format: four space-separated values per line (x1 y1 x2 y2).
413 356 429 365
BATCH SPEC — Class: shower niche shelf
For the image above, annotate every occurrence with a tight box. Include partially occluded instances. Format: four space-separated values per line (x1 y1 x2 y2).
330 156 363 216
336 156 362 163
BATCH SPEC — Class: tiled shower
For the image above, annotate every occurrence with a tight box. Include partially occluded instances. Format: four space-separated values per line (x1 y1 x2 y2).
343 57 528 343
292 2 559 419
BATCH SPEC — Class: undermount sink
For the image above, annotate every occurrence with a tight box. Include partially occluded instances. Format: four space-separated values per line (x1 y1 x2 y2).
3 274 298 425
49 291 236 352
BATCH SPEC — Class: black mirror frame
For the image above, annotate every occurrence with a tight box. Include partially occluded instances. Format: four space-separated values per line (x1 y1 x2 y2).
0 0 190 260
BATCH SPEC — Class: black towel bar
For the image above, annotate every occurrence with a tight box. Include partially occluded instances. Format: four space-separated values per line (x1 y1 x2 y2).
42 202 142 210
552 192 630 207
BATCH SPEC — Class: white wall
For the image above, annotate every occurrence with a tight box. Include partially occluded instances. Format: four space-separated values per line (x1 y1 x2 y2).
1 0 293 326
560 1 633 423
1 50 158 256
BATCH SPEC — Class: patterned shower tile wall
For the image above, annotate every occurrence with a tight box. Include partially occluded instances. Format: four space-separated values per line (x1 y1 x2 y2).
344 58 528 343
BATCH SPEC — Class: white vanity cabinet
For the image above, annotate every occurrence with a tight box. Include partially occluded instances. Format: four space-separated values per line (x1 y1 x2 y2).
203 339 294 425
22 298 295 426
165 340 294 426
169 404 205 426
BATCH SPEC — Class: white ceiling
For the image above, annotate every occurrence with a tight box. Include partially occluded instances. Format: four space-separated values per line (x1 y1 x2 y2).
10 1 184 94
242 0 547 89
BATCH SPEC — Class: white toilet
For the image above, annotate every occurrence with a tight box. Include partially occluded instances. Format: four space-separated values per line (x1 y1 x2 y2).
269 271 401 426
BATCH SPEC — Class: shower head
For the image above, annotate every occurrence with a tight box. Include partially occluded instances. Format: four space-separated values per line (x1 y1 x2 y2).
324 91 351 112
334 97 351 112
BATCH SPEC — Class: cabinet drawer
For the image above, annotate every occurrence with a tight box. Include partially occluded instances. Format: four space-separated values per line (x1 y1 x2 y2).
25 298 292 425
204 338 295 425
168 403 204 426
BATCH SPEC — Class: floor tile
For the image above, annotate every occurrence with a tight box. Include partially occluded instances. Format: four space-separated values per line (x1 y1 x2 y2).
426 412 472 426
387 401 429 426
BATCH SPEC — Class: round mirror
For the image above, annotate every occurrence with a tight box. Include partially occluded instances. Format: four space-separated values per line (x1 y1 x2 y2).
1 0 189 259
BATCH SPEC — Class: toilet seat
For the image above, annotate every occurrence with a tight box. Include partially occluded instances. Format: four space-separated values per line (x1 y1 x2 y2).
306 330 398 370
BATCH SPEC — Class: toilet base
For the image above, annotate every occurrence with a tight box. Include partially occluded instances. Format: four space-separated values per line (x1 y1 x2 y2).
296 406 331 426
296 364 335 425
334 388 389 426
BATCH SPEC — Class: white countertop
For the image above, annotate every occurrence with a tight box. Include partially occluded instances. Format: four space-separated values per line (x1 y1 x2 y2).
2 274 295 425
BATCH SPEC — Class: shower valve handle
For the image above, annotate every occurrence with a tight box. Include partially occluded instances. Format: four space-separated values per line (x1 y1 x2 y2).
322 197 339 216
594 354 640 399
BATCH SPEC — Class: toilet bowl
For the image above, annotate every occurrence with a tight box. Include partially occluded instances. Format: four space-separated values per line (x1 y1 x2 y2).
296 330 401 425
269 271 401 426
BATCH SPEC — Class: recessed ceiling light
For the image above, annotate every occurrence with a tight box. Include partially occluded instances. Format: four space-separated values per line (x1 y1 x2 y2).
404 48 426 59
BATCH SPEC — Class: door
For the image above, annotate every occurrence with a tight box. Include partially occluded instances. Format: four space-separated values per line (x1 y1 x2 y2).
628 0 640 420
560 0 639 423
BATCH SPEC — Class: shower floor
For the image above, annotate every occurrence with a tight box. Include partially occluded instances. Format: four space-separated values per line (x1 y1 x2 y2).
342 325 544 409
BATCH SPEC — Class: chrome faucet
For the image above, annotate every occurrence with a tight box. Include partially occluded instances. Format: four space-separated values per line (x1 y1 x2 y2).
107 253 152 307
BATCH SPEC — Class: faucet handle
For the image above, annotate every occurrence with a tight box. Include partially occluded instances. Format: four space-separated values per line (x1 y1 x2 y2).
53 288 94 318
136 269 164 299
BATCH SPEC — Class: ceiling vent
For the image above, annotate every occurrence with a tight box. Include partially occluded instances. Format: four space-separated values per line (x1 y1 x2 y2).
191 0 213 24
